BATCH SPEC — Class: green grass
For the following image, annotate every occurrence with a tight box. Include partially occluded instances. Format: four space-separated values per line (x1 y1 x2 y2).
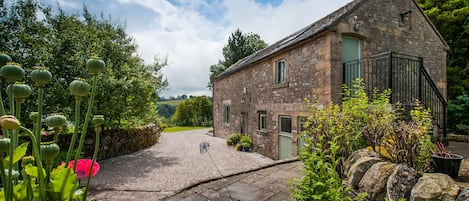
162 126 211 132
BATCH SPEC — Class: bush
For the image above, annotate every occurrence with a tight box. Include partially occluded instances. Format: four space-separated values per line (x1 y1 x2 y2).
227 133 241 146
291 79 434 200
447 94 469 134
240 135 252 150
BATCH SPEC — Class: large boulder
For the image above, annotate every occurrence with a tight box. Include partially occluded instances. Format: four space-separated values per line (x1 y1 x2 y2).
358 162 397 201
386 164 418 200
343 148 380 176
410 173 459 201
347 156 383 187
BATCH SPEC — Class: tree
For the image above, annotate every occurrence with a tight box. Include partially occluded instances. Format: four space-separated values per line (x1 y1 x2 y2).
157 103 176 119
0 0 168 128
417 0 469 99
207 29 267 88
172 96 212 126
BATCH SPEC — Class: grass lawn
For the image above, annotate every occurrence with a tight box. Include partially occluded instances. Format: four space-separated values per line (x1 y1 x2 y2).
163 126 211 132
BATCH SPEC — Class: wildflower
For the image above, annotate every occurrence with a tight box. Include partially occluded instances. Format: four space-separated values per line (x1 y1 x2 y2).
64 159 100 179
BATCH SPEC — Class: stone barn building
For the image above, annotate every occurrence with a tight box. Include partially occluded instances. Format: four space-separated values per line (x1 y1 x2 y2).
212 0 448 160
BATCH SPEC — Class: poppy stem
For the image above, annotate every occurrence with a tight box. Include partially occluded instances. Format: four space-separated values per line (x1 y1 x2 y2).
84 126 101 200
65 98 81 165
19 125 47 201
73 75 98 170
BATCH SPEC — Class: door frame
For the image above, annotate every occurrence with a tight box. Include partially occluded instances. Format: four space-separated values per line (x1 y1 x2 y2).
278 115 292 159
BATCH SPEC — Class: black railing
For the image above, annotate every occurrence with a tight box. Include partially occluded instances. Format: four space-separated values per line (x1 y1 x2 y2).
343 52 447 136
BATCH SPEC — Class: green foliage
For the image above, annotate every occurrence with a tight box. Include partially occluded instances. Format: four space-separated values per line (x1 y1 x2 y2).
47 165 80 201
172 96 212 126
291 138 365 201
386 101 434 172
292 79 434 199
226 133 241 146
0 1 168 129
417 0 469 99
240 135 252 149
2 142 29 169
207 29 267 88
447 94 469 134
157 104 176 119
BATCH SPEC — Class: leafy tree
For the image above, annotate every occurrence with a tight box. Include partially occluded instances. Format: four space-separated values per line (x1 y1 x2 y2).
0 0 168 128
447 94 469 134
207 29 267 88
417 0 469 99
157 104 176 119
172 96 212 126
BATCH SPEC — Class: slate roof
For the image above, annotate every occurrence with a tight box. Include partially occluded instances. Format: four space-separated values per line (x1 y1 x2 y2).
215 0 364 79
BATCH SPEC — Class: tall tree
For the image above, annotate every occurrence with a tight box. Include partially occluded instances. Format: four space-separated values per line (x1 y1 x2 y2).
172 96 212 126
0 0 168 128
417 0 469 99
207 29 267 88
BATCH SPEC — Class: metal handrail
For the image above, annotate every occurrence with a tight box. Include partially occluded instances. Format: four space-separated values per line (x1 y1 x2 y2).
343 52 447 136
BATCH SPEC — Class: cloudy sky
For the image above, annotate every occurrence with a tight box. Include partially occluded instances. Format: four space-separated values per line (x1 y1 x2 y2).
39 0 352 98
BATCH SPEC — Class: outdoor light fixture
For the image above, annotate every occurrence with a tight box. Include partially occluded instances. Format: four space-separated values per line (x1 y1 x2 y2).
353 16 360 31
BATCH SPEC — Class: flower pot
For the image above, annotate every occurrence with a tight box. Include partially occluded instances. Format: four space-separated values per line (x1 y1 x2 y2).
432 153 464 178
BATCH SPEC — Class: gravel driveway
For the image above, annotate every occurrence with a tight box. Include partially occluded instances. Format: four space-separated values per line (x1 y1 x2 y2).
88 128 274 200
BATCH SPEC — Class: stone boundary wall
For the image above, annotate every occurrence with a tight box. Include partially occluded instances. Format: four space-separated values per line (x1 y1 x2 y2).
344 149 466 201
57 125 161 160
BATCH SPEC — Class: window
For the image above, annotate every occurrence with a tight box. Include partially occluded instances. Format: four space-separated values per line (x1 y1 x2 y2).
223 104 231 124
258 111 267 130
279 116 292 135
275 58 286 83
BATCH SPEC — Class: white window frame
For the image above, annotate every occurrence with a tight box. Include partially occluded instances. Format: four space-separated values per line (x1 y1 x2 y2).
275 58 286 84
258 111 267 131
223 104 231 124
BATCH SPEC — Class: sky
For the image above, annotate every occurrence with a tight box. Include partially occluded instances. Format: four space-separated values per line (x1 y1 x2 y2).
39 0 352 98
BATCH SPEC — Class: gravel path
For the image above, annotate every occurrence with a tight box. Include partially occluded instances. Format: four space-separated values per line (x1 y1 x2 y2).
88 128 274 200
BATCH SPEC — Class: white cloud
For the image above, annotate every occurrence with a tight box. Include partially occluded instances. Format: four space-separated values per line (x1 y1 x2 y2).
101 0 353 97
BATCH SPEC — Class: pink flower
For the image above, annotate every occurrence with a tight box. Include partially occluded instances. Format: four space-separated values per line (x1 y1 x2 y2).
64 159 100 179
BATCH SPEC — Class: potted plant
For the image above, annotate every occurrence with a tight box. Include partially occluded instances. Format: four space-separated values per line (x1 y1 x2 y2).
432 141 464 178
240 135 252 152
227 133 240 146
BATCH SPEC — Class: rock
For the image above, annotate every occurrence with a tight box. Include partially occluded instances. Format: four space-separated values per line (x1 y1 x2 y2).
347 156 383 187
343 148 380 176
456 187 469 201
358 162 397 201
410 173 459 201
386 164 418 200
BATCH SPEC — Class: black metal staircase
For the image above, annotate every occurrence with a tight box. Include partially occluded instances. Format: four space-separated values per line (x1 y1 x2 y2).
343 52 447 136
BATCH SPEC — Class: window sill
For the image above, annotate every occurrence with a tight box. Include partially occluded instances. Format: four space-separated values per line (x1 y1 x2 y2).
271 82 289 89
256 129 267 135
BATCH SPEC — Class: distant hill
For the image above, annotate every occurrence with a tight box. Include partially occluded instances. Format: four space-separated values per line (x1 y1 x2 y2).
158 99 183 106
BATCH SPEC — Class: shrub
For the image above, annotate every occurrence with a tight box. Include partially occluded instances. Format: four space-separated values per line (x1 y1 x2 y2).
227 133 241 146
292 79 434 199
240 135 252 150
447 94 469 134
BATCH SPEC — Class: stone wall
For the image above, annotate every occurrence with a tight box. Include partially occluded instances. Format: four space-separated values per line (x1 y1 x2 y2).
213 0 448 160
345 149 461 201
330 0 448 102
57 125 161 160
213 35 332 159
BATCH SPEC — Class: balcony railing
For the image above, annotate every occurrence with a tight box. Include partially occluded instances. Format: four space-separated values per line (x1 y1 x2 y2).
343 52 447 136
